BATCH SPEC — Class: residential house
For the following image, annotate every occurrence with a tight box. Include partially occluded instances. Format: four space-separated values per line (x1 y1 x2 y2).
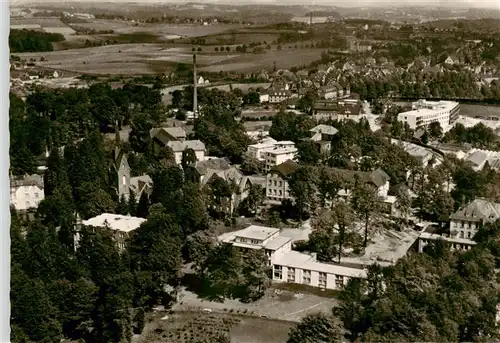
306 124 339 154
313 99 362 122
266 159 298 203
449 198 500 240
150 127 187 153
193 157 233 186
218 225 367 290
463 149 500 172
77 213 146 251
337 168 391 200
465 150 489 171
247 139 294 161
264 145 298 172
10 174 45 211
268 83 292 104
444 54 461 65
349 40 372 53
129 174 153 199
259 93 269 103
202 166 253 215
392 139 439 168
167 140 206 165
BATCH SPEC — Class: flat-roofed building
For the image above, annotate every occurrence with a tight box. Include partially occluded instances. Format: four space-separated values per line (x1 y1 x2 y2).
397 100 460 132
218 225 292 265
219 225 367 290
417 232 476 253
78 213 146 251
264 146 298 172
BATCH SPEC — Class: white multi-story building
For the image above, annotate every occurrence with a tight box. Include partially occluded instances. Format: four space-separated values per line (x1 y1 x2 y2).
78 213 146 251
219 225 367 290
397 100 460 132
264 146 298 172
247 140 295 162
417 232 476 253
219 225 292 265
10 174 45 211
449 198 500 239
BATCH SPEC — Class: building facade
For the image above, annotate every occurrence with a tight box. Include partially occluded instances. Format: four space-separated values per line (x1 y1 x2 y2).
266 159 298 203
264 146 298 172
218 225 367 291
78 213 147 251
167 140 206 165
10 174 45 211
449 198 500 239
397 100 460 132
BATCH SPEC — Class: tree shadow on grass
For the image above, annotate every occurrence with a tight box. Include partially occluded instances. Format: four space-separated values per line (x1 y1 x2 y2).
180 273 264 304
180 273 226 303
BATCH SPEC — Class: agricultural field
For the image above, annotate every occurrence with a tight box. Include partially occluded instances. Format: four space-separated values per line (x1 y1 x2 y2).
198 48 325 73
191 32 280 45
13 43 325 75
11 17 76 36
143 311 292 343
64 19 242 38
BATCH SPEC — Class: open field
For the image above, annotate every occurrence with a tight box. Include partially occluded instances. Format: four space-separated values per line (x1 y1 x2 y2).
175 286 338 322
64 19 243 38
14 43 325 75
143 311 292 343
459 103 500 119
11 17 77 36
194 32 280 45
11 17 69 28
198 48 325 73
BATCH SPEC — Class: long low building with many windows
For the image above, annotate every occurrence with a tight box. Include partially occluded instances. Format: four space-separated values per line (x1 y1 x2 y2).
397 100 460 132
218 225 367 290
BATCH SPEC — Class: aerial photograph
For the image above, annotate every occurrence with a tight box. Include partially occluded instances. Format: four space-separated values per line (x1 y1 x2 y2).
8 0 500 342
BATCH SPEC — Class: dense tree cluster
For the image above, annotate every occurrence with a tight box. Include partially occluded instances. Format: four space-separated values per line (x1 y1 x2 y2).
349 70 500 101
9 84 165 176
443 122 500 149
9 29 65 53
11 206 182 343
193 105 251 163
187 233 271 302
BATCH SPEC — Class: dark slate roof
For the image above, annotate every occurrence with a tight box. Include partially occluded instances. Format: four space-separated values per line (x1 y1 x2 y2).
10 174 44 189
367 168 391 188
269 159 299 178
195 158 231 175
153 128 176 146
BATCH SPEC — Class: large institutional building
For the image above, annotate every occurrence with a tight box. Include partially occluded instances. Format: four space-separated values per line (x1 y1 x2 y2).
218 225 367 290
397 100 460 132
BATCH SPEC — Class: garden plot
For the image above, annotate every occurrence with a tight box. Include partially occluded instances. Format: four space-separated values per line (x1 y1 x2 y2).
144 312 292 343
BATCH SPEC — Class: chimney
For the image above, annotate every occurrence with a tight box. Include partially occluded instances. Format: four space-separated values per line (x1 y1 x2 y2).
193 53 198 118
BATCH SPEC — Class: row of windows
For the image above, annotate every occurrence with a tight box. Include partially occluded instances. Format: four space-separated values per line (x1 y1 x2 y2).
268 189 283 197
274 266 345 288
269 180 283 187
239 237 261 245
421 239 473 251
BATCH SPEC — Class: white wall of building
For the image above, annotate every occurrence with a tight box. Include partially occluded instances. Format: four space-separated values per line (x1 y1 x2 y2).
397 100 460 132
10 185 44 210
265 149 297 172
